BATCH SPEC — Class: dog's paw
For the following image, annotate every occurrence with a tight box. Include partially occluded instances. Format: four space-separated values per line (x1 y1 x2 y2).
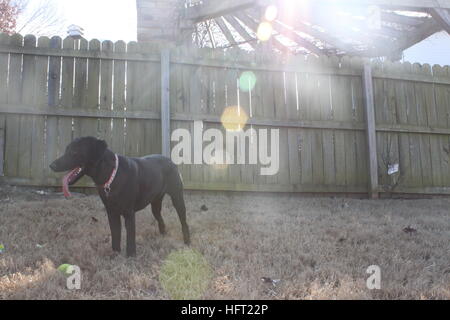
108 251 121 260
126 251 137 258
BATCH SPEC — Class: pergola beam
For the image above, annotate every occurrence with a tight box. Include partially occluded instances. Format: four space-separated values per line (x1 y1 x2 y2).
239 12 322 54
393 19 442 52
295 0 450 10
342 15 405 39
381 12 429 27
362 18 441 56
294 8 395 50
185 0 262 22
205 21 216 48
429 8 450 34
223 15 257 49
273 17 358 54
234 12 292 53
215 17 238 46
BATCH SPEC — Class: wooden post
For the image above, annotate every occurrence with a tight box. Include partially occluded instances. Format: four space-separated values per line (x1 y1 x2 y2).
0 119 4 177
0 34 7 177
161 49 171 158
362 63 379 199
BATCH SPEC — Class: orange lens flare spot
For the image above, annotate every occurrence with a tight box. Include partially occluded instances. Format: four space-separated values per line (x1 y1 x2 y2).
220 106 249 132
257 22 273 42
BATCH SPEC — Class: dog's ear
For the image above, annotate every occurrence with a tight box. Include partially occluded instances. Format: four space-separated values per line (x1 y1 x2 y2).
91 139 108 162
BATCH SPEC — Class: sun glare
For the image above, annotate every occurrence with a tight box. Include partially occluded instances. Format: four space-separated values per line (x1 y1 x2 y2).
265 5 278 22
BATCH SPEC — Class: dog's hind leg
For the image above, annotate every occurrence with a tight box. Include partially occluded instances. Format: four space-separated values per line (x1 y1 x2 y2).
169 191 190 245
124 211 136 257
151 197 166 235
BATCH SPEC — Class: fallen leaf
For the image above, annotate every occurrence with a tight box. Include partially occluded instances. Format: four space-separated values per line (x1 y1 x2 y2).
403 226 417 234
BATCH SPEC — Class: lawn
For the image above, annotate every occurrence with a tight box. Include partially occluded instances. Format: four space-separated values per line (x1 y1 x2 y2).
0 187 449 299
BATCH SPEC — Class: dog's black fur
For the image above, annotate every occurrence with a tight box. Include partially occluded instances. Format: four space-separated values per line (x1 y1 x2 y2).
50 136 190 257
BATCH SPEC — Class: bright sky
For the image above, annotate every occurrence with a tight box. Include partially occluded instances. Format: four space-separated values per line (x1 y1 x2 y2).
403 31 450 67
27 0 450 66
58 0 137 42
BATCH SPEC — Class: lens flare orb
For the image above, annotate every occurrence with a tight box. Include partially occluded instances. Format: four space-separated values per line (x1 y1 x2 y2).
239 71 257 92
257 22 273 42
220 106 249 132
159 249 212 300
265 5 278 22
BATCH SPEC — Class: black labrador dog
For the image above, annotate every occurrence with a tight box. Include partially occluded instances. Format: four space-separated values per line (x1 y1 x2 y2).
49 136 190 257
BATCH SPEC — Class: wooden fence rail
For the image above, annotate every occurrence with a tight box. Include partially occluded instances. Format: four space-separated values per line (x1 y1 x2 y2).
0 33 450 196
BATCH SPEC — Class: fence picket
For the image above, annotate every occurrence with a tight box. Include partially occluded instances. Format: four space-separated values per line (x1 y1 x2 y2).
111 41 126 156
59 37 76 157
99 40 113 147
30 36 50 184
46 36 61 184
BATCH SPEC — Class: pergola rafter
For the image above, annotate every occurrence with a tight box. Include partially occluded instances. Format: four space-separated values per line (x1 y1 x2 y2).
185 0 260 22
215 17 238 46
223 15 257 49
242 11 323 55
272 17 358 54
430 8 450 34
233 12 292 53
389 18 443 53
381 11 429 26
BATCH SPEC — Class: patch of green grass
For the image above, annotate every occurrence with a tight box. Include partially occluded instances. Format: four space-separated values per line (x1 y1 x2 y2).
159 248 212 300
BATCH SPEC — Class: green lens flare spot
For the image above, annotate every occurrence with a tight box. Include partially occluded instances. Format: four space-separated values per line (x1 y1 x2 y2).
239 71 257 92
159 248 212 300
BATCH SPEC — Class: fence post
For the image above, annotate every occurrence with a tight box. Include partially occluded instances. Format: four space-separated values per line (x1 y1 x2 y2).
362 63 379 199
0 34 7 177
161 48 171 158
0 118 4 177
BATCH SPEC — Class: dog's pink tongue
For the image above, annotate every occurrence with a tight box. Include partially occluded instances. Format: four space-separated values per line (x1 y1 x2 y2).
62 167 80 198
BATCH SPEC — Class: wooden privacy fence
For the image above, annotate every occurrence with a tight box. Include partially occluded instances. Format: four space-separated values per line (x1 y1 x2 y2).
0 33 450 196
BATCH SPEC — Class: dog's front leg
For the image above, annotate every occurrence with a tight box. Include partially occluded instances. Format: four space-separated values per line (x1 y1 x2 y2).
106 210 121 253
124 211 136 257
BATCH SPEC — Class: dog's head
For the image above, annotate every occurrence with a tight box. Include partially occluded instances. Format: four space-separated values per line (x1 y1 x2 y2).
49 136 107 187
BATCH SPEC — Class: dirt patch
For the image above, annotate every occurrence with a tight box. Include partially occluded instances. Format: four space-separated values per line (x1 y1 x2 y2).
0 188 449 299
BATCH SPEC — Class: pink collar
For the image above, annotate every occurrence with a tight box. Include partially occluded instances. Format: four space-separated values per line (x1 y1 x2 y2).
103 154 119 196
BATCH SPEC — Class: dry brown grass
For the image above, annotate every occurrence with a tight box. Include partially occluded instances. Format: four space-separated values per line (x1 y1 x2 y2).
0 188 449 300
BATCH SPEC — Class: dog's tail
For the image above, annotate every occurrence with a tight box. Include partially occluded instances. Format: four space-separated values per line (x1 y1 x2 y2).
166 159 184 191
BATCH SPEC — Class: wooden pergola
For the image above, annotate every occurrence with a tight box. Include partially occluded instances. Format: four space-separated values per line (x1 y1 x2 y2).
137 0 450 58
